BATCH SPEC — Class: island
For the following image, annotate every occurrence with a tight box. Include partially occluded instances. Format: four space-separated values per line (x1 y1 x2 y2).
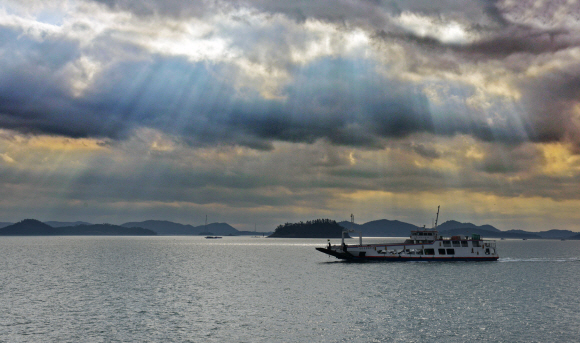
0 219 156 236
268 219 349 238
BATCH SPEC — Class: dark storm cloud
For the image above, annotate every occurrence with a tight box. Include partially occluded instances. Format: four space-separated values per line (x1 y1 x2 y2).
91 0 216 18
0 27 133 139
458 28 574 58
377 25 577 61
91 0 506 26
510 66 580 148
410 143 440 159
220 58 434 148
475 145 539 174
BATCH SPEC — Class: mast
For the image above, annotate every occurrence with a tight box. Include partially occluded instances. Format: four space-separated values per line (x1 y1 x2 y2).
434 205 440 228
342 213 362 247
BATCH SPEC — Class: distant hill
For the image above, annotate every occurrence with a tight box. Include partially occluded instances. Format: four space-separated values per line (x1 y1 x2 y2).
58 224 156 236
0 219 55 235
203 223 239 235
121 220 197 235
441 228 541 239
44 221 92 227
505 229 532 235
437 220 501 232
120 220 240 235
339 219 419 237
0 222 14 229
569 233 580 240
536 230 578 239
270 219 347 238
432 221 543 238
0 219 156 236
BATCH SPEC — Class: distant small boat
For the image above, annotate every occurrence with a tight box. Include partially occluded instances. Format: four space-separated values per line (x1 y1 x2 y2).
203 215 221 239
252 224 265 238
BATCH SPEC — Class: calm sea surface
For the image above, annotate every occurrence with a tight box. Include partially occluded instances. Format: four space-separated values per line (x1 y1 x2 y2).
1 236 579 342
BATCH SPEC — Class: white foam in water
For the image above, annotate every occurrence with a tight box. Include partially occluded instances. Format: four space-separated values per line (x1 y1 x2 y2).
499 257 580 262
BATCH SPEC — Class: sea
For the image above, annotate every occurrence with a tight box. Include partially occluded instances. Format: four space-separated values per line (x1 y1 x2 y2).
1 236 579 343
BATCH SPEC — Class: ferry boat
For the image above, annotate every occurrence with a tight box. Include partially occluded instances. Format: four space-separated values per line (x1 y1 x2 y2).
316 208 498 262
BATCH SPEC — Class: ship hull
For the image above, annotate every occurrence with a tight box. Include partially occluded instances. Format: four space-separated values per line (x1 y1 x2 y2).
316 247 498 262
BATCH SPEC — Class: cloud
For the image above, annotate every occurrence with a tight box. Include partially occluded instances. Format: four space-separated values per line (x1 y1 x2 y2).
1 18 578 151
410 143 440 159
2 0 579 150
2 0 580 232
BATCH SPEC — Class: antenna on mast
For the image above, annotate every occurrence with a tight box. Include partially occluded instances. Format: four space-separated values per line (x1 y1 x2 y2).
434 206 440 228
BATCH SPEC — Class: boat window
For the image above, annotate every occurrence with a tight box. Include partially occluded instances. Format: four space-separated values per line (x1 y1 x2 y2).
443 241 451 247
461 241 468 247
424 249 435 255
452 241 460 247
446 249 455 255
438 249 446 255
472 241 480 247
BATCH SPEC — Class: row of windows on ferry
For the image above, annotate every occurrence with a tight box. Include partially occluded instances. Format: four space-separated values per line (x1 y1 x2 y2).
411 240 481 247
437 241 480 247
419 248 489 255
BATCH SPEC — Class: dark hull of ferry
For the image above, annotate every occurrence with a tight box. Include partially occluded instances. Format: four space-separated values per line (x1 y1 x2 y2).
315 248 499 262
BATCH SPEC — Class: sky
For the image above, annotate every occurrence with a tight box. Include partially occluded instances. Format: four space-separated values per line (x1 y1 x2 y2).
1 0 580 231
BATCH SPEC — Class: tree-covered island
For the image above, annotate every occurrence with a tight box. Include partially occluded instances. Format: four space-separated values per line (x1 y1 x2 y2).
268 219 349 238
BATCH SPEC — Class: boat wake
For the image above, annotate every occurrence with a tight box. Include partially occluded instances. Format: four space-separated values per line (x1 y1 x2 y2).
499 257 580 263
